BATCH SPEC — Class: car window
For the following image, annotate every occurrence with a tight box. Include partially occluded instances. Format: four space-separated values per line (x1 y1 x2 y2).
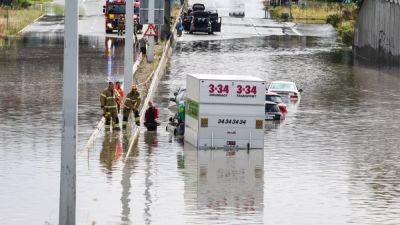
107 5 125 14
269 83 295 91
265 104 279 112
266 95 283 103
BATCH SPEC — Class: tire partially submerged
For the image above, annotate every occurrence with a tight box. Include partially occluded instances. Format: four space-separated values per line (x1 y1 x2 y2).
229 12 245 17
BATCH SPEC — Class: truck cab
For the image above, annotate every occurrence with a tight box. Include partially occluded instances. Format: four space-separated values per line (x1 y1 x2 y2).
103 0 141 34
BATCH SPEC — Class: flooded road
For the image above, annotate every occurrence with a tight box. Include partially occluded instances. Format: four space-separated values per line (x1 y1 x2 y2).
1 0 400 224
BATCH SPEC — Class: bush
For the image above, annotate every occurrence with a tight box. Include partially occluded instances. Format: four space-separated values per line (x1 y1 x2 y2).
337 21 354 46
326 14 340 28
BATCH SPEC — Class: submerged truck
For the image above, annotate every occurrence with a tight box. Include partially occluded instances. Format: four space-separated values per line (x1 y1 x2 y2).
183 3 222 34
184 74 266 149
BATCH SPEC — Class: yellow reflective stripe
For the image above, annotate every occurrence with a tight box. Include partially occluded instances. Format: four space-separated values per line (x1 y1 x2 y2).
101 94 107 98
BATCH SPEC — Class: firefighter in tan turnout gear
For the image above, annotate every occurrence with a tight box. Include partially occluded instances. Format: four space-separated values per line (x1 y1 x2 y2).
100 82 120 131
122 84 141 129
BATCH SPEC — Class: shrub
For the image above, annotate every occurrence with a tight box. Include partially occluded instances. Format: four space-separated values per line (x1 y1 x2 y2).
337 21 354 46
326 14 340 28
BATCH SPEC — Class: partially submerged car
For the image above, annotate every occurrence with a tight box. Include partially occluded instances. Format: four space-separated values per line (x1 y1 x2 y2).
169 88 186 105
229 3 245 17
183 3 221 34
190 11 213 34
267 81 302 100
265 101 283 121
265 91 288 114
167 89 186 137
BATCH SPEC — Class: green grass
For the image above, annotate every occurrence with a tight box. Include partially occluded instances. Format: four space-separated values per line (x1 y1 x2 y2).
49 4 86 16
0 7 43 35
266 1 358 46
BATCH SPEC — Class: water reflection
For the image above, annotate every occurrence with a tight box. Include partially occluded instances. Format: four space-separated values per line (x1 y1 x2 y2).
183 145 264 223
143 131 160 225
120 140 139 225
99 132 123 175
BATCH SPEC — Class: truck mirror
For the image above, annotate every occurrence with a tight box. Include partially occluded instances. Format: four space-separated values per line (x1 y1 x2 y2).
169 97 176 102
169 117 173 122
173 92 178 96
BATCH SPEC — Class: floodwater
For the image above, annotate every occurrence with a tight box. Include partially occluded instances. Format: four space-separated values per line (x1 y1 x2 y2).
1 0 400 225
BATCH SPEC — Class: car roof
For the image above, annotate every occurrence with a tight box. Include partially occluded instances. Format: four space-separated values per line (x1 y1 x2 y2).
269 81 295 84
189 74 264 82
265 101 277 105
266 91 280 96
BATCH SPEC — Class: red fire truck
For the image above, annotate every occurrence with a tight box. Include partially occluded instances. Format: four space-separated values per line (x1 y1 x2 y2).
103 0 141 34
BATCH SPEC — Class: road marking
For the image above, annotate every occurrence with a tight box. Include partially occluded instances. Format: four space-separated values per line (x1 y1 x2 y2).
291 27 301 36
285 22 302 36
17 14 45 34
249 19 261 36
51 22 62 33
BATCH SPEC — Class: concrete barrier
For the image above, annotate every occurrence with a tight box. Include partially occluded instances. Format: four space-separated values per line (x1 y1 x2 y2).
354 0 400 65
124 8 182 158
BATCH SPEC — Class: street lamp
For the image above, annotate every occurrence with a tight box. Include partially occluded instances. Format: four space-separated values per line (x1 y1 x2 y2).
59 0 78 224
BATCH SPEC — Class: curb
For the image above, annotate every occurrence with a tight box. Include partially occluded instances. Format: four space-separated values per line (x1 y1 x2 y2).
124 7 183 158
17 13 45 35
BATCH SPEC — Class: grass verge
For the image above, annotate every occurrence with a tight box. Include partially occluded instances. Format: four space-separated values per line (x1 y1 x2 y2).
0 7 43 35
135 43 165 111
266 1 358 46
133 4 181 110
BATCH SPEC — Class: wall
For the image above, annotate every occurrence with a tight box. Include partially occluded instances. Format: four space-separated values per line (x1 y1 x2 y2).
354 0 400 65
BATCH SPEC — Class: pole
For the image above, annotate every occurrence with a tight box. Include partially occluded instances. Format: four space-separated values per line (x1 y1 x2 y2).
147 0 155 62
124 0 134 91
59 0 78 224
6 7 9 31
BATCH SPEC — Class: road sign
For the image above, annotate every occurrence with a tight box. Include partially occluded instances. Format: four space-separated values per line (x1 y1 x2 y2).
143 23 158 37
139 0 164 25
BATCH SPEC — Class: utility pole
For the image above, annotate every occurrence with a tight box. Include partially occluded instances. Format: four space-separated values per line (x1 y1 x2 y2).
147 0 155 62
124 0 135 91
6 6 9 31
59 0 78 224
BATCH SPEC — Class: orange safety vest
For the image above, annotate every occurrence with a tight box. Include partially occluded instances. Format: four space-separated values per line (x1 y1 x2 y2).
114 87 125 106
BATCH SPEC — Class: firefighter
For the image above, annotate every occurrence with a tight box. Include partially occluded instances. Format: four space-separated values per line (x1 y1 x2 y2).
144 100 159 131
114 81 124 112
117 17 125 36
100 81 120 132
122 84 141 129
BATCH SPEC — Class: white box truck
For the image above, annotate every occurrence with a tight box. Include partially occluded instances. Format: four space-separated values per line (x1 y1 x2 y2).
184 74 266 149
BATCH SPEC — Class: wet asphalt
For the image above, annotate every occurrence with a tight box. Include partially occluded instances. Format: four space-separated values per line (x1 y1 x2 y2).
1 0 400 225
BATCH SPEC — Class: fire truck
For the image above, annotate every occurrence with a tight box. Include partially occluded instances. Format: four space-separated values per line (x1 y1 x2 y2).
103 0 141 34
